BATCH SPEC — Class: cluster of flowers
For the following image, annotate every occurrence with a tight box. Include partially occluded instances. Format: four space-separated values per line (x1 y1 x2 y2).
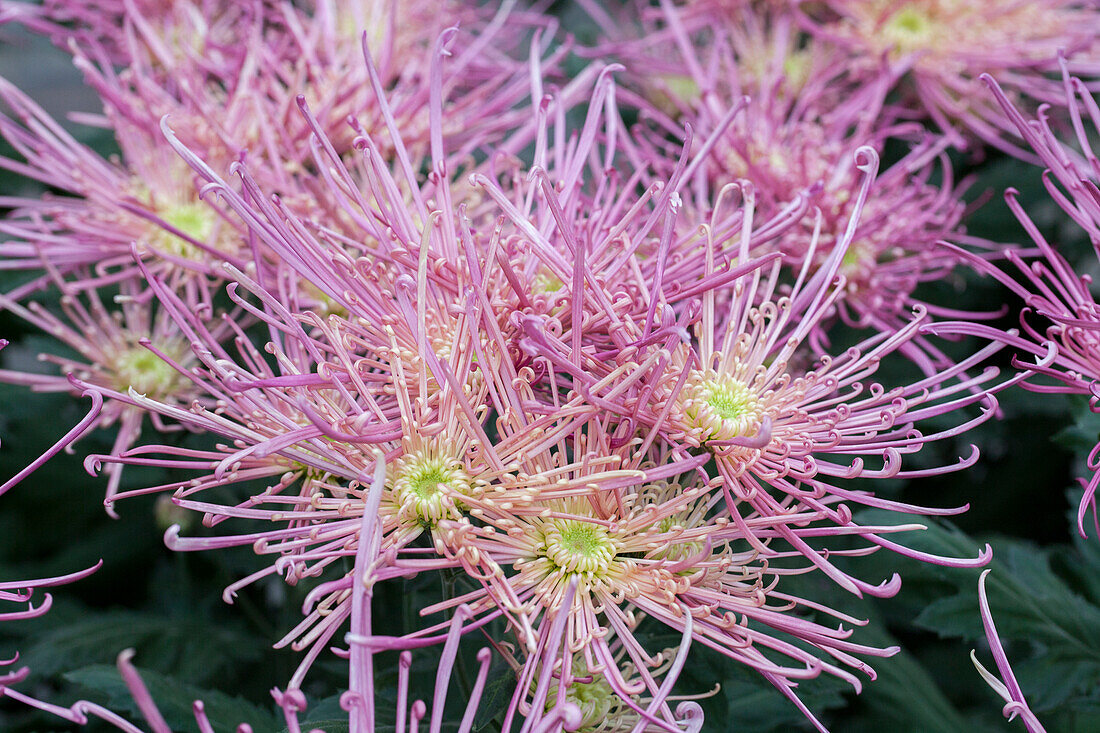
1 0 1099 730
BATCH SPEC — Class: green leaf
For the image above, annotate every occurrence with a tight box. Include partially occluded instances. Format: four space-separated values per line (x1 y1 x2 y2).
281 720 350 733
65 663 280 732
1052 396 1100 455
718 665 847 732
19 609 262 685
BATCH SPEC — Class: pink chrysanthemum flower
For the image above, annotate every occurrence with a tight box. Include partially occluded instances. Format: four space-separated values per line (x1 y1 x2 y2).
63 0 553 184
0 3 554 292
522 148 1023 595
582 0 866 113
591 1 998 373
802 0 1100 156
430 435 923 731
508 646 710 733
0 0 260 77
0 271 231 512
0 77 247 288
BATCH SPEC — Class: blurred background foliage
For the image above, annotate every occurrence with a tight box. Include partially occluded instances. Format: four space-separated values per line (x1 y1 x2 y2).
2 3 1100 731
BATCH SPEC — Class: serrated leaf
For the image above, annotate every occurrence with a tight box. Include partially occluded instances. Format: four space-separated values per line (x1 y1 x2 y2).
21 610 261 684
915 592 982 640
849 622 979 732
65 663 279 732
1014 657 1100 712
297 694 347 728
718 665 847 732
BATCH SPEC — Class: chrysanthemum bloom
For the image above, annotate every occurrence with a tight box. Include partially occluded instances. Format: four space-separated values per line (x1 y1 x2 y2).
0 0 260 78
580 0 868 115
0 270 233 512
801 0 1100 156
495 166 1036 727
341 463 594 732
591 1 997 373
971 570 1046 733
342 439 708 733
83 303 606 726
932 70 1100 537
0 77 249 288
520 147 1022 596
429 427 929 732
0 3 555 289
60 0 557 187
506 645 709 733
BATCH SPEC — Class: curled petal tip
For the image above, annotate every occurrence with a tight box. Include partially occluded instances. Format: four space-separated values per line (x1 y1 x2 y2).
163 524 182 547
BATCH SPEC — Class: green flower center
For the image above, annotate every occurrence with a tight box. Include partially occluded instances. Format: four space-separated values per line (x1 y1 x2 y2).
884 7 934 54
408 465 448 499
682 370 764 443
112 343 187 398
839 241 880 288
543 519 616 575
533 269 565 295
154 202 216 258
782 50 811 90
391 453 471 527
706 380 756 422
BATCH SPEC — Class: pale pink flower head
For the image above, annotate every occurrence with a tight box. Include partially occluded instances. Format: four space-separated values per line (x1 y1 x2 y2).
67 0 553 184
0 76 250 288
0 0 258 77
603 1 991 371
527 157 1012 575
431 432 910 732
803 0 1100 156
585 0 869 114
0 271 231 514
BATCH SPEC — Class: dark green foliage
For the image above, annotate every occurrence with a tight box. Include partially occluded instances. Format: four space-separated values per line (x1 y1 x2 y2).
65 664 279 732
